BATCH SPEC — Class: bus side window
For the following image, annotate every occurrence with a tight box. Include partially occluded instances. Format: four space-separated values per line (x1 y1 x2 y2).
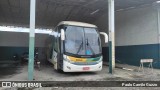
57 25 64 52
53 25 64 53
53 27 59 52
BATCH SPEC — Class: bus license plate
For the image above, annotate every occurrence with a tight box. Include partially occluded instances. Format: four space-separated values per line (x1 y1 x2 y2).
83 67 90 70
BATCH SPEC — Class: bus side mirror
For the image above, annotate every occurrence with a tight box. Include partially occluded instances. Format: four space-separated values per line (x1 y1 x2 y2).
61 29 65 40
100 32 108 43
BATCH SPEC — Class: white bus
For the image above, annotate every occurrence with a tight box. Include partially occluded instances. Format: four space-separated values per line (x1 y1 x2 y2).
46 21 108 72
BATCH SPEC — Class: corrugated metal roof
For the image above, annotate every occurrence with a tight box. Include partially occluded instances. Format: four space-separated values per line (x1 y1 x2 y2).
0 0 159 28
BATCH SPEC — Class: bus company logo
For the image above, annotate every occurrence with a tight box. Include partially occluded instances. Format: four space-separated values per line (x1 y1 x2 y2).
2 82 11 87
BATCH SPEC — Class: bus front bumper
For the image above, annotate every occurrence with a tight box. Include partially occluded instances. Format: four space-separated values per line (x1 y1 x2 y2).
63 60 102 72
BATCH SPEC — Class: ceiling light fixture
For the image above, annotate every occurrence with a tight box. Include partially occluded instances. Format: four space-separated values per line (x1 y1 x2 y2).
90 9 99 15
116 9 124 12
156 1 160 3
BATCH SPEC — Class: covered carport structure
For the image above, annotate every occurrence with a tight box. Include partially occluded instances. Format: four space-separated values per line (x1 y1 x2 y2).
0 0 159 80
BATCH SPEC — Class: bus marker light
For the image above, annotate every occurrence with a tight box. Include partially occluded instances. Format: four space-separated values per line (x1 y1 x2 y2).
67 66 71 70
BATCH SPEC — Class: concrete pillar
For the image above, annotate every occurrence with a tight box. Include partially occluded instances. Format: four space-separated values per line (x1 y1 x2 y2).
154 1 160 65
157 9 160 63
28 0 36 80
108 0 115 74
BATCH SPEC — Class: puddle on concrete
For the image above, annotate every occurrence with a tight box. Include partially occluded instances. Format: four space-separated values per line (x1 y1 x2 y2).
0 64 22 79
104 77 127 81
127 74 144 78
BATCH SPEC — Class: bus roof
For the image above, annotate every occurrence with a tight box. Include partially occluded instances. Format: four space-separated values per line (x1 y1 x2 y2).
58 21 97 28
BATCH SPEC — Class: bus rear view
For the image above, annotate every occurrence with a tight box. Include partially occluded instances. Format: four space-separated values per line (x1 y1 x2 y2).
47 21 108 72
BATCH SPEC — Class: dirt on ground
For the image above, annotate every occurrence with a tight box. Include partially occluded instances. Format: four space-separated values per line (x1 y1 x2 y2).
0 63 160 90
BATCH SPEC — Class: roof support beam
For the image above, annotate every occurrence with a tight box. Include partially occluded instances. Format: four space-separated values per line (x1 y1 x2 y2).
108 0 115 74
28 0 36 80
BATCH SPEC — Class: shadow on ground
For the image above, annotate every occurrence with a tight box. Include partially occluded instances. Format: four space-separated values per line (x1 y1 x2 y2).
0 64 22 79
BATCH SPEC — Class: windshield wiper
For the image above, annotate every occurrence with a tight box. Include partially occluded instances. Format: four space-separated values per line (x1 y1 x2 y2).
86 38 95 55
76 38 83 54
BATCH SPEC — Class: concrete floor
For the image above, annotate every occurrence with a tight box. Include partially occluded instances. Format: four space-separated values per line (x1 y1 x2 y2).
0 63 160 81
1 63 160 90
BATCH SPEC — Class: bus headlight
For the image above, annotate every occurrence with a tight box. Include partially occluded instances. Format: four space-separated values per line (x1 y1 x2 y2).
63 55 74 63
97 56 103 63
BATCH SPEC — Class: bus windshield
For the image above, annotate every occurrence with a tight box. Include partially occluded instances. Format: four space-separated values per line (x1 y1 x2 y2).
65 26 101 56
